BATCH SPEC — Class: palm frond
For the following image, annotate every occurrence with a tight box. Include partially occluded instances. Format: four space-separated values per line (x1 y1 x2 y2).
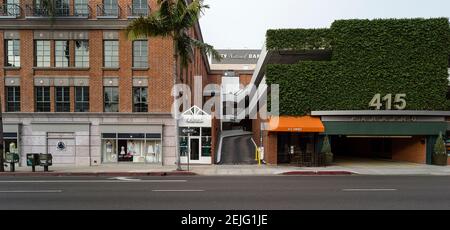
190 38 222 62
175 32 194 67
175 0 209 31
126 14 171 40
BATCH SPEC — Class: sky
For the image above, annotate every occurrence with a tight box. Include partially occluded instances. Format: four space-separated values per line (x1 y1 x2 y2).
199 0 450 49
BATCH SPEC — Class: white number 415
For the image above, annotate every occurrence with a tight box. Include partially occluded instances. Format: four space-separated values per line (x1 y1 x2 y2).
369 94 406 110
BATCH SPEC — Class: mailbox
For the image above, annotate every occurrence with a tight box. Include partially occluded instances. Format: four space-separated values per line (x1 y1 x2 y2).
5 153 19 164
27 153 40 167
39 153 53 166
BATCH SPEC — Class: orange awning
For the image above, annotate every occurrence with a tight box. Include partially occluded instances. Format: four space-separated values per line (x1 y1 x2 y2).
268 116 325 133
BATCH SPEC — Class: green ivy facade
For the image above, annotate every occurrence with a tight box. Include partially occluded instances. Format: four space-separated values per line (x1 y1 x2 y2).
266 18 450 115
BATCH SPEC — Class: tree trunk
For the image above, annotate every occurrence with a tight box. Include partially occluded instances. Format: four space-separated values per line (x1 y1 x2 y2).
0 96 4 172
174 41 181 171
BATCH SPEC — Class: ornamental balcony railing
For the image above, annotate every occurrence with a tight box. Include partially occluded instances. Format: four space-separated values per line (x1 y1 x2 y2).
127 5 150 18
25 4 90 18
0 3 21 18
96 4 120 19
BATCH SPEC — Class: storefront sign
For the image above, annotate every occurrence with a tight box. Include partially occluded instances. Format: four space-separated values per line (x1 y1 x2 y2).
182 128 198 135
287 128 303 132
184 116 204 124
351 116 418 122
369 94 407 110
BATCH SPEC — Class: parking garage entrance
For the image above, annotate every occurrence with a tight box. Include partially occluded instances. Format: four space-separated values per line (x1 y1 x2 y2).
318 114 448 165
330 136 427 164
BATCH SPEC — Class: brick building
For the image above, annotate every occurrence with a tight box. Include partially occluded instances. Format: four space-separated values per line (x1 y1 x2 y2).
0 0 219 166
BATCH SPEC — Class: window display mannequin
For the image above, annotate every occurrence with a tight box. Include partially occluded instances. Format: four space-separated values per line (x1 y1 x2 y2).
147 144 155 163
120 146 126 155
128 141 136 156
9 142 17 154
106 140 113 153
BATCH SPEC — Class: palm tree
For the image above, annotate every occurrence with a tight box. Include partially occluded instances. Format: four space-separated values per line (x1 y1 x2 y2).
126 0 221 170
0 98 4 172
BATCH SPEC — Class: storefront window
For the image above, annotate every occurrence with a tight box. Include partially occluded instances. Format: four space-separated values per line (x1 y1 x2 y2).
202 128 212 157
179 136 188 157
102 133 162 164
179 127 212 160
102 139 117 163
145 140 162 163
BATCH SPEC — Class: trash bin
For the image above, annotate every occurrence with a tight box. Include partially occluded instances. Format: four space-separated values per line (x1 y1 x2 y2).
39 153 53 172
5 153 19 172
26 153 40 172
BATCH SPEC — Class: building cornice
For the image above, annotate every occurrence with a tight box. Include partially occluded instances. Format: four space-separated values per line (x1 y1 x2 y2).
0 19 130 30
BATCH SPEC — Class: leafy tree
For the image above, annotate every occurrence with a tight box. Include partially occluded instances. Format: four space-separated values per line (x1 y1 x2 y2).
321 135 333 165
126 0 221 170
434 132 447 156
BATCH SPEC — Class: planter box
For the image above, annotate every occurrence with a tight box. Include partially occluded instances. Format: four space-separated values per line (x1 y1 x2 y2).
433 154 448 166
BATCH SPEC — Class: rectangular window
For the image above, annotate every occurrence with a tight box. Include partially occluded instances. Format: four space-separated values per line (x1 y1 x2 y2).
104 86 119 112
75 86 89 112
131 0 148 15
55 0 70 16
5 40 20 67
104 40 119 68
74 0 89 16
55 40 70 67
35 40 51 67
35 86 50 112
5 86 20 112
55 86 70 112
75 40 89 68
133 87 148 112
6 0 20 17
103 0 118 16
133 40 148 68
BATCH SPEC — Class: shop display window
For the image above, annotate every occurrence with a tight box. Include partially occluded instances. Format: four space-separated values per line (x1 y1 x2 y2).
102 133 162 164
103 139 117 163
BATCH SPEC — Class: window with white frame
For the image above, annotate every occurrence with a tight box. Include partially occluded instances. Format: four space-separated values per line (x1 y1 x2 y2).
75 40 89 68
133 40 148 68
55 40 70 67
35 40 51 67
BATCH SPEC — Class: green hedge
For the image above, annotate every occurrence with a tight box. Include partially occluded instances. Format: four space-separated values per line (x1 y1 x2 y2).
266 18 450 115
266 29 333 51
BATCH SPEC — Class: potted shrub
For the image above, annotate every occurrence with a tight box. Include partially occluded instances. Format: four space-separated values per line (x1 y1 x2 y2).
433 132 448 166
321 135 333 166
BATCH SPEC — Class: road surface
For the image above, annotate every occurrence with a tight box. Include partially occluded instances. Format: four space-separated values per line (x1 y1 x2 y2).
0 175 450 210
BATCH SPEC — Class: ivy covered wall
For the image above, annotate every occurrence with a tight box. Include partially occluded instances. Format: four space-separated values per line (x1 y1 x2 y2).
265 18 450 115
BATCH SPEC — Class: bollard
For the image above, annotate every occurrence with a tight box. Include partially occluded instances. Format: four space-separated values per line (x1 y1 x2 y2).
9 163 15 172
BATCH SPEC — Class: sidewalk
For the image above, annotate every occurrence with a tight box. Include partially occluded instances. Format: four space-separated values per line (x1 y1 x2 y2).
0 164 350 176
2 159 450 176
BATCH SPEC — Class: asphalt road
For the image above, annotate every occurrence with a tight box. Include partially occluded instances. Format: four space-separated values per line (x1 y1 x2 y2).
1 175 450 210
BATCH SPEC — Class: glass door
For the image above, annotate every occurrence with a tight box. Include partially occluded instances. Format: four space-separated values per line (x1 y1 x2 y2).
189 137 200 161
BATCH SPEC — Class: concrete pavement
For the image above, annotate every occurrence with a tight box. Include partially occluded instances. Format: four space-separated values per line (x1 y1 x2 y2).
1 175 450 209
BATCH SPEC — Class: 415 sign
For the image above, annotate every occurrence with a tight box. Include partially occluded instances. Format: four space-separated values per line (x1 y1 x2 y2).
369 94 406 110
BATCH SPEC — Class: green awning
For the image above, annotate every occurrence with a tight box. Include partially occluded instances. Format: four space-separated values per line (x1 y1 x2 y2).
323 121 447 136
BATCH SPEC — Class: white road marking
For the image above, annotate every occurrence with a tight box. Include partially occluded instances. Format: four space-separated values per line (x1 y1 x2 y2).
109 177 142 182
342 189 397 192
152 190 205 192
0 180 187 183
0 190 63 193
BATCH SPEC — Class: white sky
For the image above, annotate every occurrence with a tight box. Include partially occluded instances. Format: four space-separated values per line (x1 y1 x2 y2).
199 0 450 49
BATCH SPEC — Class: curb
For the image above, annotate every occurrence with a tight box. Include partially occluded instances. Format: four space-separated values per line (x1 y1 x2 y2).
0 171 198 177
281 171 355 176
